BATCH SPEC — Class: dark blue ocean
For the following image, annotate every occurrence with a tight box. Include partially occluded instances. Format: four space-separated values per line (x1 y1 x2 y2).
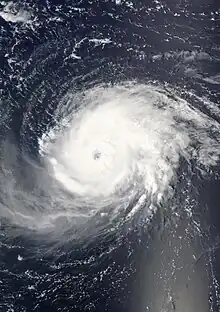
0 0 220 311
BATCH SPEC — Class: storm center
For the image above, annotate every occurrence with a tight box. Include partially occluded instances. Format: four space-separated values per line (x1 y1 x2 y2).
93 150 102 160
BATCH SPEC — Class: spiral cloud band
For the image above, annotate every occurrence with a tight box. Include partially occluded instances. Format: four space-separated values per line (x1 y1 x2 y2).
34 82 220 233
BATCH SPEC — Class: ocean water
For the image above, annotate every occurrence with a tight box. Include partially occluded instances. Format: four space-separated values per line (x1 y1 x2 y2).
0 0 220 311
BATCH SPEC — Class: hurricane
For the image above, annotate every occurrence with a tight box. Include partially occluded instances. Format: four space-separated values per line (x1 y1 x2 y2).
1 0 220 311
1 79 219 241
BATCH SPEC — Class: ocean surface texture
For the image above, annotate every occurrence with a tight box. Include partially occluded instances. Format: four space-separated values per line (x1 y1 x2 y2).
0 0 220 311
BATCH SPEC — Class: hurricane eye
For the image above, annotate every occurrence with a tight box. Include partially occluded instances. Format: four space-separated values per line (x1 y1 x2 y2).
93 150 101 160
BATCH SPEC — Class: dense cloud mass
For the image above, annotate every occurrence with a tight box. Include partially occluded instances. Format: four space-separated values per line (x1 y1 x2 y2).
0 0 220 311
